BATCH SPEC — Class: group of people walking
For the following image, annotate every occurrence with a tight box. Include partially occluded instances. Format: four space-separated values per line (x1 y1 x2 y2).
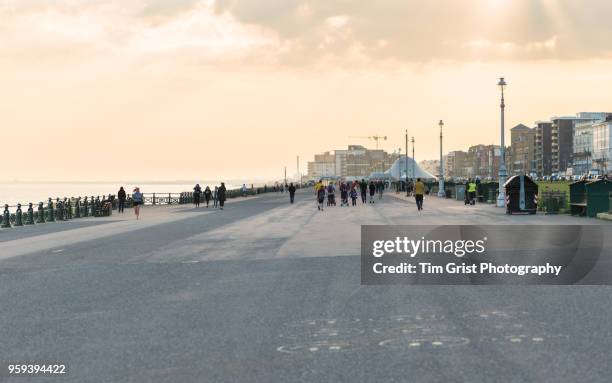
313 179 387 211
114 182 230 221
192 183 227 209
313 178 427 212
116 186 144 219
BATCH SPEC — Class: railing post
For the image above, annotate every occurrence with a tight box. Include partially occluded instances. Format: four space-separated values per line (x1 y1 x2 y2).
14 203 23 226
152 193 156 206
36 202 45 223
90 196 96 216
1 205 11 228
47 198 55 222
26 203 35 225
168 193 172 205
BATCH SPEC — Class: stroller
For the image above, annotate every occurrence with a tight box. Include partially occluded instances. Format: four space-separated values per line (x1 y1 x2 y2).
327 184 336 206
340 185 349 207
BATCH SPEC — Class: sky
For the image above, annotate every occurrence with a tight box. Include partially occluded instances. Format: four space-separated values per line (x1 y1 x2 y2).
2 0 612 181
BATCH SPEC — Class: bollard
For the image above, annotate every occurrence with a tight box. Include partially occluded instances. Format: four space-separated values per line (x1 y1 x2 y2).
47 198 55 222
14 204 23 226
36 202 45 223
74 198 81 218
1 205 11 228
26 203 35 225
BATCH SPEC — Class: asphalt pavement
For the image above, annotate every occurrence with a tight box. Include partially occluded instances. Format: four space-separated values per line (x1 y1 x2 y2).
1 190 611 382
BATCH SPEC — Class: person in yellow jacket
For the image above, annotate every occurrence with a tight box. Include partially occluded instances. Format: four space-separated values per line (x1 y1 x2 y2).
467 179 477 205
414 178 425 211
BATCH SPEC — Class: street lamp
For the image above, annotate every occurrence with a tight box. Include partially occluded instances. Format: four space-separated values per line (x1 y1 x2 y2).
411 137 415 185
405 129 409 196
437 120 445 197
496 77 508 208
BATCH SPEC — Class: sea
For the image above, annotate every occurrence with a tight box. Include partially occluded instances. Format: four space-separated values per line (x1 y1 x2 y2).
0 181 273 206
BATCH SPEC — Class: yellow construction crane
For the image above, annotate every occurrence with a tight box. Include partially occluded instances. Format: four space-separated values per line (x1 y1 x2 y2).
348 135 388 149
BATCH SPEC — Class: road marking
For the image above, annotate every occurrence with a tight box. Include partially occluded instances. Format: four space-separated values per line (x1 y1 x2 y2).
408 342 421 347
509 338 522 343
432 341 443 346
532 337 544 342
308 347 318 352
51 249 64 253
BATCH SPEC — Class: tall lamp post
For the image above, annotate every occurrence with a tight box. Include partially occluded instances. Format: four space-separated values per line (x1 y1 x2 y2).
405 129 409 196
496 77 507 207
437 120 445 197
411 137 415 185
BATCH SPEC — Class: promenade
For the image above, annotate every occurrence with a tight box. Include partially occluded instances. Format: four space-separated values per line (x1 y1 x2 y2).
1 190 612 382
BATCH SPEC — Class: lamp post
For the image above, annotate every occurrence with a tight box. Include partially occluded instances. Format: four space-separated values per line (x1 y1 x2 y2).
496 77 507 208
411 137 415 185
437 120 445 197
405 129 409 196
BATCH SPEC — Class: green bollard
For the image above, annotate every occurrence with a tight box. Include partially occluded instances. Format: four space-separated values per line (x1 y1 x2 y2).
26 203 35 225
47 198 55 222
74 198 81 218
14 204 23 226
1 205 11 228
36 202 45 223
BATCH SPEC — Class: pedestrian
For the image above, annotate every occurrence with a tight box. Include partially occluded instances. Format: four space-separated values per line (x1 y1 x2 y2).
241 183 248 197
360 179 368 204
288 182 296 204
204 186 212 207
117 186 126 213
132 187 143 219
368 181 376 204
213 186 218 208
467 179 477 205
340 182 348 207
414 178 425 211
218 183 227 210
378 180 384 199
327 182 336 206
193 183 202 207
315 179 326 211
350 187 358 206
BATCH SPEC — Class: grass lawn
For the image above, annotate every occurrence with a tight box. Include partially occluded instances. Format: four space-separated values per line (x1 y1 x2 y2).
537 181 570 194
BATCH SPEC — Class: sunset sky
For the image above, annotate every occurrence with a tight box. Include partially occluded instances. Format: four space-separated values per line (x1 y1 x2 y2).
2 0 612 181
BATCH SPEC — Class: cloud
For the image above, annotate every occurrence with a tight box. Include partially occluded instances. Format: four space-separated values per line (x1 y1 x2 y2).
1 0 612 70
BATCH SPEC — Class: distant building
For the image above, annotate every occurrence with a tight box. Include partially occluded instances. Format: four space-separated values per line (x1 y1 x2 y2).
307 151 335 180
307 145 398 180
467 144 502 179
592 118 612 174
445 150 470 179
535 121 553 177
551 113 608 175
509 124 535 175
573 121 594 176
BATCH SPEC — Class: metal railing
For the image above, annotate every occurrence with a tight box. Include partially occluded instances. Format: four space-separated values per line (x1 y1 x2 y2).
1 184 302 230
